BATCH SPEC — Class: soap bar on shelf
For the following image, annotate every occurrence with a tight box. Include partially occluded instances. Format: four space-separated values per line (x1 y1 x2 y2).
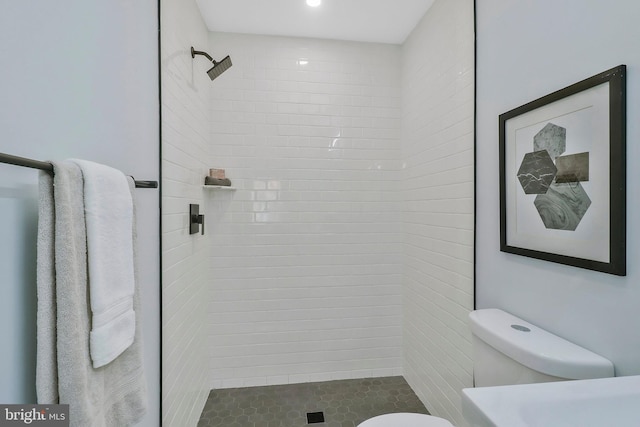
209 168 226 179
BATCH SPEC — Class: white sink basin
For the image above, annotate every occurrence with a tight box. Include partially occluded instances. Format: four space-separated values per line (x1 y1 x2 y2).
461 375 640 427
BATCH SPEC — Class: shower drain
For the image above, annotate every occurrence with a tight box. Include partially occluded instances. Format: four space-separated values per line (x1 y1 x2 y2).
306 411 325 424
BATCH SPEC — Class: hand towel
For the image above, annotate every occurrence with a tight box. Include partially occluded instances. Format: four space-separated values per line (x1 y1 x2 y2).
70 159 136 368
36 161 147 426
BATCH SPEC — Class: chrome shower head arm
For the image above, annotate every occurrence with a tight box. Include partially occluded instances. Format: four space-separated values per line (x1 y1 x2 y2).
191 46 213 62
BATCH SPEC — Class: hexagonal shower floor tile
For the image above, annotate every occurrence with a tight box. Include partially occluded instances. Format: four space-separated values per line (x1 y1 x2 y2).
197 376 430 427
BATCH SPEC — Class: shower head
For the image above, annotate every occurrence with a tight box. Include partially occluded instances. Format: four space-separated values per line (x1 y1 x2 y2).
206 56 232 81
191 46 232 81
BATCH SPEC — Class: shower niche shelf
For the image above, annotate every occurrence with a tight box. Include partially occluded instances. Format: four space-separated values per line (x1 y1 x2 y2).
203 185 236 191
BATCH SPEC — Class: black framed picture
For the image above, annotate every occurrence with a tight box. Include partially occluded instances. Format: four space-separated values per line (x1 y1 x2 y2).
499 65 626 276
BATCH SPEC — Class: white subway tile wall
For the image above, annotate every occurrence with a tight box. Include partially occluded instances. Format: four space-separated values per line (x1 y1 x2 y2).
161 0 212 425
205 33 404 389
401 0 475 425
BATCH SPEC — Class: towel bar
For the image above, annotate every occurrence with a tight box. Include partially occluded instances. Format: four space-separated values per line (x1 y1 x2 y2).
0 151 158 189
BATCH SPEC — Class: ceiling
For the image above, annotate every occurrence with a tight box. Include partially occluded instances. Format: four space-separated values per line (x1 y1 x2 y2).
195 0 436 45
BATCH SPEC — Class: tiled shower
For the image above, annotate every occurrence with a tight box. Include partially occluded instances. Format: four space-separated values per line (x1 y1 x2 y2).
161 0 474 426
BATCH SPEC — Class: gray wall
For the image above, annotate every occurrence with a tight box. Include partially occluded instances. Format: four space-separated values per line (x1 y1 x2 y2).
476 0 640 376
0 1 160 425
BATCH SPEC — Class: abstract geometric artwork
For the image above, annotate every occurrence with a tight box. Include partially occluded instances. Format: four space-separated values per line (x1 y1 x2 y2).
518 123 591 230
499 65 627 276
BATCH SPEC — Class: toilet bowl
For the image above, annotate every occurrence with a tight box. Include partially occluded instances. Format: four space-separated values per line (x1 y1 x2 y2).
357 413 453 427
357 309 614 427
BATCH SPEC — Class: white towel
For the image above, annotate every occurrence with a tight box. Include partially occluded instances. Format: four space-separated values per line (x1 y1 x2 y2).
70 159 136 368
36 162 58 404
36 160 147 425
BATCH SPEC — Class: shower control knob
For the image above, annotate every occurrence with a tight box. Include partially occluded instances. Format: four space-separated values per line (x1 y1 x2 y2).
189 204 205 235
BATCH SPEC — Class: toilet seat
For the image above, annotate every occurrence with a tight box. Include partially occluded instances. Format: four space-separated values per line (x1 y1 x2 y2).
357 413 454 427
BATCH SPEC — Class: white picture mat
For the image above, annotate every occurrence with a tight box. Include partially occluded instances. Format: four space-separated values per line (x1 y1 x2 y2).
505 82 610 262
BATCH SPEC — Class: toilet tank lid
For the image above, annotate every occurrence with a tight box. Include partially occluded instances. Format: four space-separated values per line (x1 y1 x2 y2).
469 309 614 380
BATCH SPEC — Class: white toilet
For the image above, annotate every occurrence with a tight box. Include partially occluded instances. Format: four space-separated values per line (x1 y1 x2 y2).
357 308 614 427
